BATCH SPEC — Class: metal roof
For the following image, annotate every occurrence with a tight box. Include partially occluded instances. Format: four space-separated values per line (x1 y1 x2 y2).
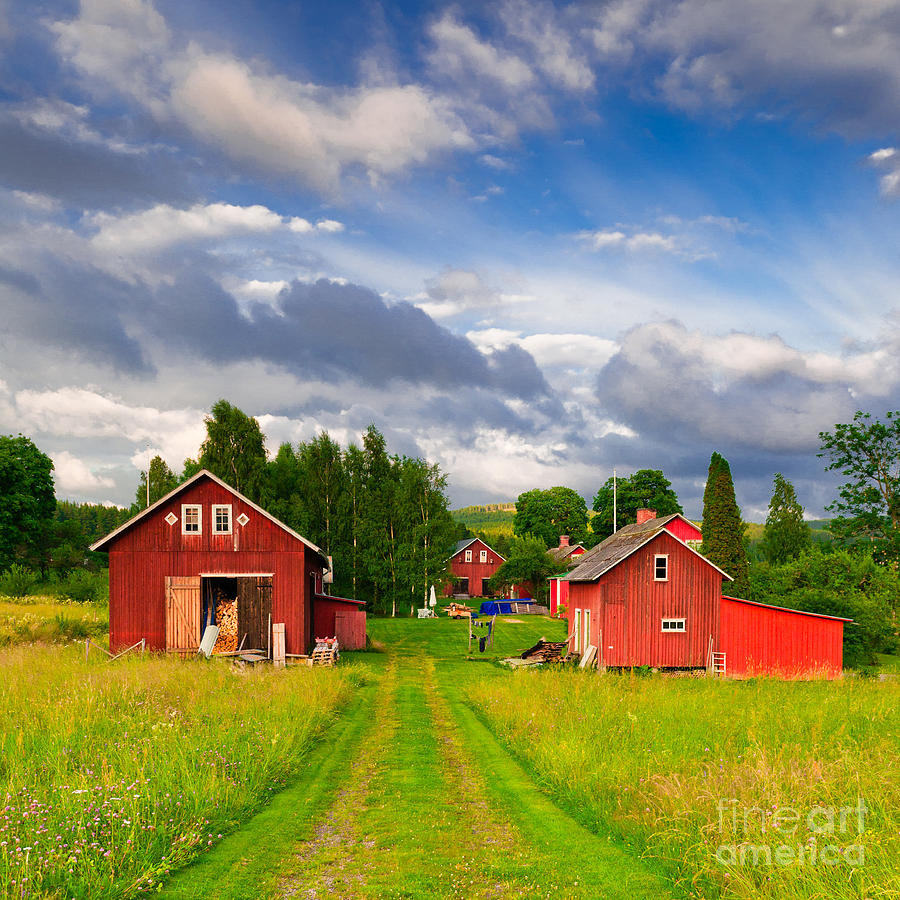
89 469 328 562
563 515 731 583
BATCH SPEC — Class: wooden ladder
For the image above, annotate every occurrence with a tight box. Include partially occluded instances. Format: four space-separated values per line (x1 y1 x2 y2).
711 651 727 676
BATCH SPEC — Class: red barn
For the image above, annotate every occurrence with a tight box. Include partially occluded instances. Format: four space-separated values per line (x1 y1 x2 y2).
565 511 847 677
444 538 528 599
91 470 366 653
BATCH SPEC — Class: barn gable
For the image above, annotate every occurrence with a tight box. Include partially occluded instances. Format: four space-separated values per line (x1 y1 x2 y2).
92 470 335 655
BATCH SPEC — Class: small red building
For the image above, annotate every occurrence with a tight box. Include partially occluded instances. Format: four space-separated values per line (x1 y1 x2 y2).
565 510 847 677
548 535 587 617
444 537 527 599
91 470 366 653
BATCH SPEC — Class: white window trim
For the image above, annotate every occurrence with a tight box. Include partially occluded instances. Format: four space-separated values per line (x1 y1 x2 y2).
573 608 582 654
654 554 669 581
212 504 232 535
661 617 686 632
465 549 472 562
480 549 487 563
181 504 202 535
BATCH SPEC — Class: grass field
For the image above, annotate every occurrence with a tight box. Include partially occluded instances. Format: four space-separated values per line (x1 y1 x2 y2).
0 646 359 899
470 666 900 899
0 598 108 647
1 607 897 899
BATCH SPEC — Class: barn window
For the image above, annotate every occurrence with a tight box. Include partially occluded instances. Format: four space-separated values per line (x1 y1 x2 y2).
480 549 487 562
213 505 232 534
661 618 685 632
654 554 668 581
182 504 201 534
465 549 472 562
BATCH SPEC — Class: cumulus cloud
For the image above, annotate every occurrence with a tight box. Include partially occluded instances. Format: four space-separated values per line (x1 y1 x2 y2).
51 450 116 493
595 320 900 453
578 228 681 255
51 1 474 191
868 146 900 196
417 268 534 318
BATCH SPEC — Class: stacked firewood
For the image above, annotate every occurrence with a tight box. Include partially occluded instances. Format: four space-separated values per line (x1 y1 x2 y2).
212 590 238 653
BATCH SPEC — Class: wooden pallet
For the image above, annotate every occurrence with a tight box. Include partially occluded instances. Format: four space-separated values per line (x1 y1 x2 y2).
311 641 339 666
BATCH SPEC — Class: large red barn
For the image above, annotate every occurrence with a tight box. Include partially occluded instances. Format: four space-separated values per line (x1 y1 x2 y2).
564 510 848 677
91 470 365 654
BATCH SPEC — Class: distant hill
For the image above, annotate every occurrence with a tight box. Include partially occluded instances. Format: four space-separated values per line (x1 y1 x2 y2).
452 504 516 535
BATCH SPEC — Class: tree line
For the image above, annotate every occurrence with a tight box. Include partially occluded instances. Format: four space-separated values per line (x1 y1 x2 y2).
134 400 457 616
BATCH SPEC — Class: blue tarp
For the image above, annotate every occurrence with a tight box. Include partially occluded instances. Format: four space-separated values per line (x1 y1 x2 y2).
479 599 533 615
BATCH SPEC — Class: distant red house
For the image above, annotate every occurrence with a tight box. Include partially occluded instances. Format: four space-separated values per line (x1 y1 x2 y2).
91 470 366 654
564 509 847 677
548 535 587 617
444 538 528 599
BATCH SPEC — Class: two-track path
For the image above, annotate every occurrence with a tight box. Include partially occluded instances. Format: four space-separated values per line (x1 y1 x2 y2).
159 633 679 899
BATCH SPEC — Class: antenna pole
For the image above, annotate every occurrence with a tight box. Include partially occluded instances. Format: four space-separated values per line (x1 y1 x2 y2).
613 468 617 533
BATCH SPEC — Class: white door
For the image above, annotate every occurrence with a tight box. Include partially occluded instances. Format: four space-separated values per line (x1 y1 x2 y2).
573 608 582 655
583 608 591 655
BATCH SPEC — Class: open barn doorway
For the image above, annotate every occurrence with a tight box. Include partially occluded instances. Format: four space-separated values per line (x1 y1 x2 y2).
201 575 273 654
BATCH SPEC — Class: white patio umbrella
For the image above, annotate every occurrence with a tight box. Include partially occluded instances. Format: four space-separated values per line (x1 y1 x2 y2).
428 585 437 607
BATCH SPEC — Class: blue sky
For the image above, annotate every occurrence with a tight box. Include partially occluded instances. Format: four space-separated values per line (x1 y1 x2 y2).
2 0 900 520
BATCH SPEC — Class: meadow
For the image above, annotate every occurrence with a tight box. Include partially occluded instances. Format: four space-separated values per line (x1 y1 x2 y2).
470 668 900 900
0 645 359 899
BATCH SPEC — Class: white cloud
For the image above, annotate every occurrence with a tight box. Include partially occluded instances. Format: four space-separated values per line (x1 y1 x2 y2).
52 450 115 493
467 328 618 370
579 228 679 254
52 2 474 191
870 147 896 162
499 0 595 92
88 202 287 254
428 14 535 91
5 387 205 473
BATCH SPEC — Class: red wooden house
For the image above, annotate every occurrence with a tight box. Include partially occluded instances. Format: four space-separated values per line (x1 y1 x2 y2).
91 470 366 654
444 537 528 599
564 509 847 677
548 535 587 617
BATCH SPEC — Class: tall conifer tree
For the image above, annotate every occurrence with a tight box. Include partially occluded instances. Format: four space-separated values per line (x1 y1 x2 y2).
701 451 749 595
760 473 811 565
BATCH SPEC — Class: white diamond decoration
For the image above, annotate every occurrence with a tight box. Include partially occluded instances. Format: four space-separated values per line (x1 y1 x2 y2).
164 512 178 525
237 513 250 526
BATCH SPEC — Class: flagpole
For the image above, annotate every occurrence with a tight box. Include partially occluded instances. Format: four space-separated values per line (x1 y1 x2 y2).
613 468 617 533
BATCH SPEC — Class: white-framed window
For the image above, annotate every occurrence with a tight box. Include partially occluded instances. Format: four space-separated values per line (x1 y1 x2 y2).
654 554 669 581
465 549 472 562
480 549 487 563
213 504 232 534
182 504 201 534
661 618 685 632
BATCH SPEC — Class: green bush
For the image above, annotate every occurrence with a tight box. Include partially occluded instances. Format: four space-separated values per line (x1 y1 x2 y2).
57 568 108 605
0 563 38 599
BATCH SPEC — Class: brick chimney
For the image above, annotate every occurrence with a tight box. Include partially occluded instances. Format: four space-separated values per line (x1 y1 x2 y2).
558 535 570 548
636 508 657 525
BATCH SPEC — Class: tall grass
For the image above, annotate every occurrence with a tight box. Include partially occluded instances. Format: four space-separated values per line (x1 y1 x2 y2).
471 670 900 899
0 601 108 647
0 646 359 899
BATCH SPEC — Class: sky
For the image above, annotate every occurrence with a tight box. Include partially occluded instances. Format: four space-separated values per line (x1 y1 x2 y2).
2 0 900 520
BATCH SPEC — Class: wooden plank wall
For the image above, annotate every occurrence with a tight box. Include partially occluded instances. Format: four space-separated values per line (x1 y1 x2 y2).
107 476 322 654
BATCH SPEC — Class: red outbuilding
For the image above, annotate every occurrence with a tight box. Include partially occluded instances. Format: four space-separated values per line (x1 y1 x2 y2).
564 510 848 677
547 535 587 617
91 470 366 654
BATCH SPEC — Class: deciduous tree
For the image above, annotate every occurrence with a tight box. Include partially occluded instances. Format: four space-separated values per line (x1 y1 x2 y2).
513 486 589 548
591 469 682 540
0 435 55 571
819 410 900 563
488 535 566 602
133 455 179 512
198 400 268 502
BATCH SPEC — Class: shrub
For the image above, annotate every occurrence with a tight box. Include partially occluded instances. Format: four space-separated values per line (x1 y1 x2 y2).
58 569 108 604
0 563 38 599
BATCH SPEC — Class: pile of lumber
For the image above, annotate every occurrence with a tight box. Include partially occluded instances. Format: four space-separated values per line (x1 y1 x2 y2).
212 591 238 653
520 638 569 663
311 636 339 666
